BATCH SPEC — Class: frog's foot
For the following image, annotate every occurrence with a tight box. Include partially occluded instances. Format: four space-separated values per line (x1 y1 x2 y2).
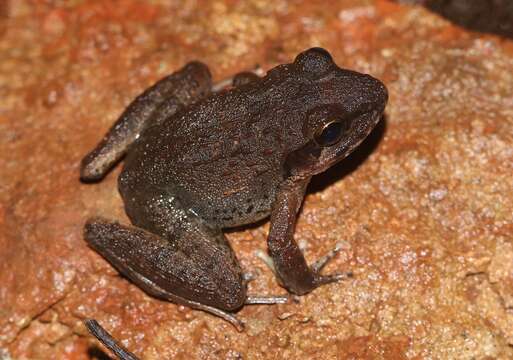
311 242 353 286
85 319 140 360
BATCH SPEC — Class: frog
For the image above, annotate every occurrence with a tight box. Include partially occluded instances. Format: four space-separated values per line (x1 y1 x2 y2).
80 47 388 357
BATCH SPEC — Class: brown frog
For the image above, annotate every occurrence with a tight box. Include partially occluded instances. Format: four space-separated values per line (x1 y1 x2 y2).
81 48 387 358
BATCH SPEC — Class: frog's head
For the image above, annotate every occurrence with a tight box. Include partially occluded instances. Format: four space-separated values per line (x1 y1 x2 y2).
285 47 388 178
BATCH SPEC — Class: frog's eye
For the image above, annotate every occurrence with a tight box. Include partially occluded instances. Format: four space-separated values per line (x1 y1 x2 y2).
314 120 346 147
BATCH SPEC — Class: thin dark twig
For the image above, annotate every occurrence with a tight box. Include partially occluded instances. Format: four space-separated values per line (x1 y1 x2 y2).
85 319 140 360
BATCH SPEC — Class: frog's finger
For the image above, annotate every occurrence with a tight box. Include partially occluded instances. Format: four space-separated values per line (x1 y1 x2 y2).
311 241 349 273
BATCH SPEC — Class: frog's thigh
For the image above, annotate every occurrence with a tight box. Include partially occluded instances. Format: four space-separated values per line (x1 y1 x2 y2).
84 194 246 313
81 61 212 181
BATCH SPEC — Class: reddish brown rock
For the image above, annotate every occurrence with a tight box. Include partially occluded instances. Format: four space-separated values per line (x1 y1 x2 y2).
1 0 512 359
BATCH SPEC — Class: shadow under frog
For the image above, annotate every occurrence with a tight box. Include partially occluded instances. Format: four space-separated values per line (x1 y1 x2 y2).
80 48 388 358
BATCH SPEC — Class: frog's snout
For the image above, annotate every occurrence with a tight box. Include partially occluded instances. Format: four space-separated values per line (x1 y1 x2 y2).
374 78 389 113
359 73 388 114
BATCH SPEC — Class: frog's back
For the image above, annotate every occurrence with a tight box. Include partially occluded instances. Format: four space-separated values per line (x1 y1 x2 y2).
119 45 388 228
120 73 306 227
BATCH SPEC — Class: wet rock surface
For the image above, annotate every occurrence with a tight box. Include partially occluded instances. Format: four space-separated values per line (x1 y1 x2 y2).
1 0 512 359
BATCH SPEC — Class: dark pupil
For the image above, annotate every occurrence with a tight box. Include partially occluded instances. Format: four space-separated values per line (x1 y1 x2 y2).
320 122 343 146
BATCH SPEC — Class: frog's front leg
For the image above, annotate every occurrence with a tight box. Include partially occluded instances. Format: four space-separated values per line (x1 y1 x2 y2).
267 178 347 295
81 61 212 181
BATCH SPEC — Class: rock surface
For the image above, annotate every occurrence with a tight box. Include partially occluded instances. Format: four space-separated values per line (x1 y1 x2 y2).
1 0 512 359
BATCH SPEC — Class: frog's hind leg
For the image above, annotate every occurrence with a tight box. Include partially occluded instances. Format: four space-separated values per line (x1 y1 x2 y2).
80 61 212 181
84 216 247 331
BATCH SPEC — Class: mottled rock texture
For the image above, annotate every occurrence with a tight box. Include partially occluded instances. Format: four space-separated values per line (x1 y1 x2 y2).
1 0 512 359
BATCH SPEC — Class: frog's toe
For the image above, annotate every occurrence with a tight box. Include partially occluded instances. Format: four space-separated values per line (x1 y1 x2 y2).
245 295 289 305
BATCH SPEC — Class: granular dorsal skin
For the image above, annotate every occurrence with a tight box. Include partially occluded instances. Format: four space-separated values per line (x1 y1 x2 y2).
119 51 387 230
